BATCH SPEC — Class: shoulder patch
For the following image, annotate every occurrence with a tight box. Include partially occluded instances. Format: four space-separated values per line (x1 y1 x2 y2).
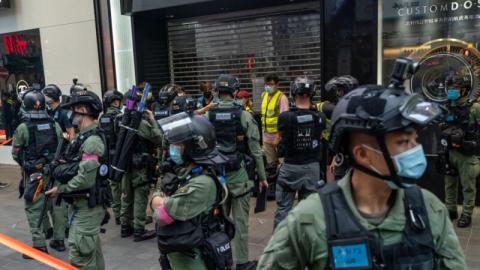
177 187 189 193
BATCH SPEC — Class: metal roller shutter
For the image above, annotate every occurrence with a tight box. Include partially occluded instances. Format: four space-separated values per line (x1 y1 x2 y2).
167 3 321 110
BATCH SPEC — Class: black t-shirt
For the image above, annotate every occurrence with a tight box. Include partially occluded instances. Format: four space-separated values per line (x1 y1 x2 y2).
278 107 325 164
49 107 73 132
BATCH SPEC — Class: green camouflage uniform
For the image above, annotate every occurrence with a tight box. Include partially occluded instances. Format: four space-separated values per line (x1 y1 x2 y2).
57 124 106 270
209 99 267 264
153 172 217 269
120 118 162 230
445 101 480 218
12 122 65 248
258 174 466 270
104 106 123 221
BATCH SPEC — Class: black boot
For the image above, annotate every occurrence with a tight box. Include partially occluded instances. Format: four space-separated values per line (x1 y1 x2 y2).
23 246 48 260
448 209 458 220
45 228 53 240
133 229 156 242
49 240 66 252
457 215 472 228
236 261 258 270
121 224 134 238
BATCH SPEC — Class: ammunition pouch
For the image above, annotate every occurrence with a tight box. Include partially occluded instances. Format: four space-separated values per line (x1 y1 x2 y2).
160 173 182 196
244 154 255 181
53 162 80 184
131 153 154 169
224 152 243 171
156 217 204 253
202 231 233 270
24 173 45 203
24 158 47 175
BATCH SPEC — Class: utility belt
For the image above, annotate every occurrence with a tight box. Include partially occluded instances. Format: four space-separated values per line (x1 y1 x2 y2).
441 126 480 156
156 213 233 270
52 161 111 208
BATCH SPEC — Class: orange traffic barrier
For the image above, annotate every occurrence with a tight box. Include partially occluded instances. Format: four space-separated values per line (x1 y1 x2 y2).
0 233 78 270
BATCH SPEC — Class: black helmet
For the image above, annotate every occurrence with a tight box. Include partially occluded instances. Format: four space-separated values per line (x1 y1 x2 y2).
330 85 442 188
62 90 103 117
158 112 227 165
22 90 46 111
70 78 88 95
42 84 62 101
171 95 188 115
103 90 124 106
324 75 359 102
290 76 315 97
158 83 182 105
214 74 240 94
330 85 442 153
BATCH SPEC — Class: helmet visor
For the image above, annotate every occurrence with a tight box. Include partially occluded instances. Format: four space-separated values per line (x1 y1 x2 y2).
399 94 441 125
157 112 194 144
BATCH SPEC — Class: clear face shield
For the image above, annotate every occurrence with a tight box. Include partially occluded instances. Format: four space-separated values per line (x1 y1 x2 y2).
399 94 442 125
157 112 195 144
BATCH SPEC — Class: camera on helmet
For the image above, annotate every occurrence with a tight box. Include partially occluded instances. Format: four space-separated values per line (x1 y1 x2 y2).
390 57 418 88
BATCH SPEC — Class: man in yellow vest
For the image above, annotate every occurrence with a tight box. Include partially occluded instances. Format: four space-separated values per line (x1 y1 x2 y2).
261 73 289 166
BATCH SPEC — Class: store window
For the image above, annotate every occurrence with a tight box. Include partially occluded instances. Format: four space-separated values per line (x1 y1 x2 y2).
0 28 44 142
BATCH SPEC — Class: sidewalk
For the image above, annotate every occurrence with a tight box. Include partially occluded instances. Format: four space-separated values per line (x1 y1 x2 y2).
0 165 274 270
1 164 479 269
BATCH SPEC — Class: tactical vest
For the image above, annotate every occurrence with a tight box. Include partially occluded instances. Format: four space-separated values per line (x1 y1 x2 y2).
261 91 283 133
99 110 121 160
24 117 58 174
152 102 171 122
319 182 435 270
208 105 246 170
57 127 111 207
280 108 323 161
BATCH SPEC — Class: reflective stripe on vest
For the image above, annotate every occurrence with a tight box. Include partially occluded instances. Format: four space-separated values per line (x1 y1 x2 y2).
261 90 283 133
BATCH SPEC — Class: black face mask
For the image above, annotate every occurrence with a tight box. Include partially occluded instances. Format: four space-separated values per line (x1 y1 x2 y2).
204 92 212 99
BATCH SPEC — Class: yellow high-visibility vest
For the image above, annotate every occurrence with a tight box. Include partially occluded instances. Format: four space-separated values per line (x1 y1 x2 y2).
316 101 332 140
261 90 284 133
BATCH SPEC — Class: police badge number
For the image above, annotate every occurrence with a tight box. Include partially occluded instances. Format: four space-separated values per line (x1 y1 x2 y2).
329 238 372 269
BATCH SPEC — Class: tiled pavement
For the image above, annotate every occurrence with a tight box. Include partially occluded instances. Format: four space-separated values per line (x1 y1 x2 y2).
0 164 479 269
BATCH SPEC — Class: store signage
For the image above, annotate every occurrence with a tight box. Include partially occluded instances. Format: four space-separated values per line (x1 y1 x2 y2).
0 0 11 9
2 34 28 56
395 1 480 17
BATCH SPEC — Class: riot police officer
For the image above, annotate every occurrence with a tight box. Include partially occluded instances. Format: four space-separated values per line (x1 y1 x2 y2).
100 89 124 225
42 84 75 140
441 76 480 228
318 75 358 181
151 113 233 270
11 90 63 258
119 86 162 241
207 74 267 270
273 76 325 228
44 90 110 269
151 84 181 122
258 83 466 269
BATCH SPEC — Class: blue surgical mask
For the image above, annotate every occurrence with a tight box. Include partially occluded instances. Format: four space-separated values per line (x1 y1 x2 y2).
264 85 274 94
447 89 460 100
363 144 427 188
169 145 184 165
391 144 427 180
